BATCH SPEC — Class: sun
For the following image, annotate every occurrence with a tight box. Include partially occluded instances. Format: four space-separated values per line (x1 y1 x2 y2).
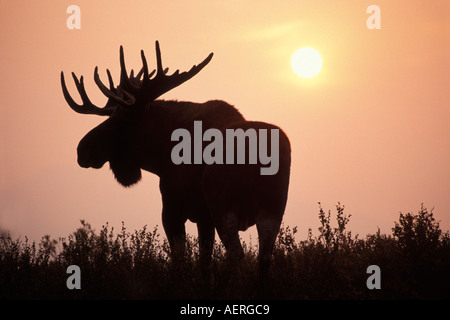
291 47 323 79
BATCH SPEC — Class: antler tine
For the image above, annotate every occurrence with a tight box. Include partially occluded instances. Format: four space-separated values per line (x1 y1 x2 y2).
106 69 115 91
152 42 176 78
129 68 156 86
155 41 165 78
118 46 139 91
174 51 214 82
94 67 136 105
141 41 213 101
61 71 113 115
140 50 149 83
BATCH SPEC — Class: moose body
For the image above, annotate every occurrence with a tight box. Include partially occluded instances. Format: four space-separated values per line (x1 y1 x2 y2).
62 42 291 273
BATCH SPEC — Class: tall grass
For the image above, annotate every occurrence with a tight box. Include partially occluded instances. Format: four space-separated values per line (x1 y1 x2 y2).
1 204 449 299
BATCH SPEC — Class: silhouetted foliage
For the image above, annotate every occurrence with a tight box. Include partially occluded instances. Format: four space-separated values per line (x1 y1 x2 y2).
1 204 449 299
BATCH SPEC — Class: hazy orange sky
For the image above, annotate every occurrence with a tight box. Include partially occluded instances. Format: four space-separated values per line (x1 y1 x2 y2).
1 0 449 242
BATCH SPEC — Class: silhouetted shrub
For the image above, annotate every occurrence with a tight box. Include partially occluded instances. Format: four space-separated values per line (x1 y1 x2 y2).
393 204 442 255
1 204 449 299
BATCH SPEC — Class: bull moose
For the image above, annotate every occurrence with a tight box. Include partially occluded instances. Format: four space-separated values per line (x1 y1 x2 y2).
61 41 291 275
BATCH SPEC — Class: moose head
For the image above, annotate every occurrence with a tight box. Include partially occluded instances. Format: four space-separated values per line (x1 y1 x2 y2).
61 41 213 186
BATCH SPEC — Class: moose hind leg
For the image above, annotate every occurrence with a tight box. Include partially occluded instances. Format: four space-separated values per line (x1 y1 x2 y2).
215 211 244 263
197 219 215 267
256 211 282 277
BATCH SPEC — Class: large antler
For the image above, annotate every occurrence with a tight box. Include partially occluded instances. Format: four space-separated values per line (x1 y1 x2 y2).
61 71 118 115
94 41 214 106
61 41 214 116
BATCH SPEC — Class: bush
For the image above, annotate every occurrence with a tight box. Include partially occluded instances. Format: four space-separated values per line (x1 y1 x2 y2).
393 204 442 253
1 204 449 299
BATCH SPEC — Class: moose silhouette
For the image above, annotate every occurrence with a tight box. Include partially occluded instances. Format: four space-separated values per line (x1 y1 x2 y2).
61 41 291 276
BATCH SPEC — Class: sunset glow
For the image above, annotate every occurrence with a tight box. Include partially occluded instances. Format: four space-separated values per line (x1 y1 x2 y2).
0 0 449 250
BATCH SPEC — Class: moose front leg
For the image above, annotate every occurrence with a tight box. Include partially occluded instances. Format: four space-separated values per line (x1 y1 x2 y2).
197 219 215 267
162 208 187 264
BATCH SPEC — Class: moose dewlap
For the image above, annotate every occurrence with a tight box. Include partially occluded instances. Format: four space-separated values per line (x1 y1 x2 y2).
171 121 279 175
